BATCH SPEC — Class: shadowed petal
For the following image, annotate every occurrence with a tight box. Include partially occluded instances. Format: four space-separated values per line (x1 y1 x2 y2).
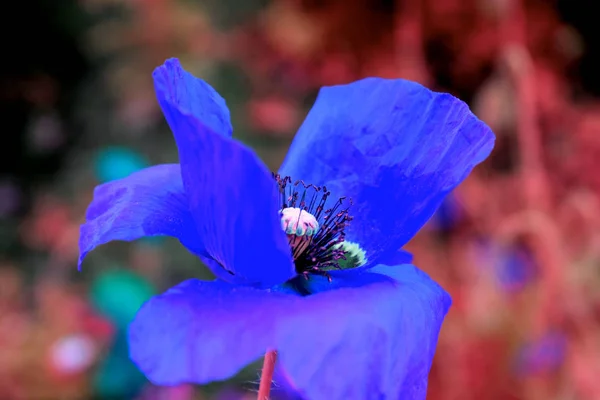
79 164 202 268
153 59 294 286
129 264 449 400
279 78 494 266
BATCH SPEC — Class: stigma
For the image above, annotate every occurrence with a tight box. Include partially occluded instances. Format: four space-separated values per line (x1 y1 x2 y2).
281 207 319 257
281 207 319 237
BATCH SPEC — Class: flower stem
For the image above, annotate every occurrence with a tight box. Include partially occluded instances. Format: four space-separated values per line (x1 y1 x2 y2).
257 350 278 400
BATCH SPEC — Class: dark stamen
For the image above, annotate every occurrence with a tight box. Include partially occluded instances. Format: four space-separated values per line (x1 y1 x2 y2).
274 174 353 278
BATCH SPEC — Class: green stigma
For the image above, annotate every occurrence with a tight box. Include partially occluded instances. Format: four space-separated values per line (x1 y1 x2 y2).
327 241 367 270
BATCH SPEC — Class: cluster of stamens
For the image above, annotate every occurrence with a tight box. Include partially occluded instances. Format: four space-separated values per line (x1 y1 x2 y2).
275 174 353 280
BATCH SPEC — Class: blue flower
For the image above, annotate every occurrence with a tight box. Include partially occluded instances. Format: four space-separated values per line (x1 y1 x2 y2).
475 239 537 293
79 58 494 399
515 332 566 376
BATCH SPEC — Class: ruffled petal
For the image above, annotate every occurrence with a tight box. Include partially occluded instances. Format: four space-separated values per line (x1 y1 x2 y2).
279 78 494 266
128 279 297 385
129 264 449 400
153 59 294 286
275 264 451 399
79 164 202 268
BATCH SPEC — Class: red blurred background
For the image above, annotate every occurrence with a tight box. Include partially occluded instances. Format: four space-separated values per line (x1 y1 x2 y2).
1 0 599 399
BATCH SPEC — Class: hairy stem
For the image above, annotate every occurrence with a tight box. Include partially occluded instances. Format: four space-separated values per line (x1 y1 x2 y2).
257 350 278 400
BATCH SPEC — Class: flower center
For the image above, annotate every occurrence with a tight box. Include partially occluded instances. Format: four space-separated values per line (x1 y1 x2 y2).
275 174 365 279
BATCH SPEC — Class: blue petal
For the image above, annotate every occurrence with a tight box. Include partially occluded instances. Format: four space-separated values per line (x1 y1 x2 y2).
79 164 203 268
153 59 233 138
129 264 450 400
275 264 451 399
279 78 494 266
128 279 295 385
154 59 294 286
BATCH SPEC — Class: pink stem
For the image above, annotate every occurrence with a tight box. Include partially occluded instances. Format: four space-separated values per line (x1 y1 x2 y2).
257 350 278 400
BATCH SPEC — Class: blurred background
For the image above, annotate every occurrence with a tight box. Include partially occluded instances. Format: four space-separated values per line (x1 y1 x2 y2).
1 0 599 399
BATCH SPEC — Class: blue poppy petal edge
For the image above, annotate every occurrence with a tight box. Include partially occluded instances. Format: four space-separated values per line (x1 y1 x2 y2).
153 58 233 138
78 164 203 269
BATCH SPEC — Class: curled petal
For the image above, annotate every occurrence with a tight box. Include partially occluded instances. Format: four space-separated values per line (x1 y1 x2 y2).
79 164 202 268
154 59 294 286
152 59 233 138
279 78 494 266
